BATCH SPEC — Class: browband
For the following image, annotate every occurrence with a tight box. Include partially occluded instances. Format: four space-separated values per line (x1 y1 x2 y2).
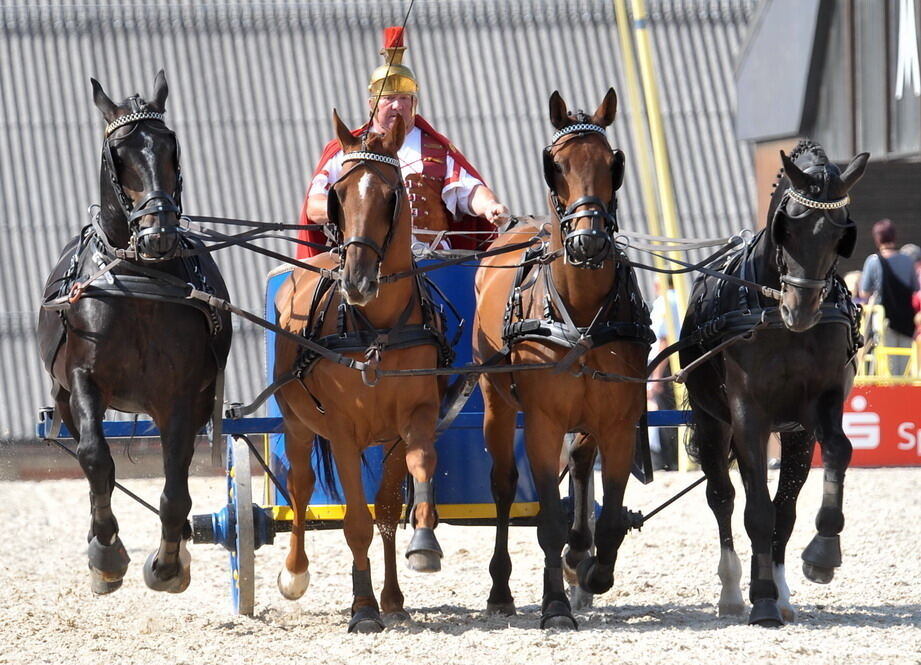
104 111 165 137
342 151 401 168
787 189 849 210
551 123 606 145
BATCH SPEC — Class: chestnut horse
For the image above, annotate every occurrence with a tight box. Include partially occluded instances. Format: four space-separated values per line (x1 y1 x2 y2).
679 141 869 626
473 90 653 629
37 72 232 595
274 112 446 633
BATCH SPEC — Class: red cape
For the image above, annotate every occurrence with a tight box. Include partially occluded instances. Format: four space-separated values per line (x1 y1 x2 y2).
296 115 494 258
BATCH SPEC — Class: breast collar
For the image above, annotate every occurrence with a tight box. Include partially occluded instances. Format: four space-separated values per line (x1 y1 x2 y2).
500 245 654 354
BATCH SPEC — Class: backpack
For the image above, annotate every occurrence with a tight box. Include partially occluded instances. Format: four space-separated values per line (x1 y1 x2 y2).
877 253 916 337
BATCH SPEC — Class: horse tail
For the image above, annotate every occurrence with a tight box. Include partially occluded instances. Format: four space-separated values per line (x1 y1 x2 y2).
311 434 342 503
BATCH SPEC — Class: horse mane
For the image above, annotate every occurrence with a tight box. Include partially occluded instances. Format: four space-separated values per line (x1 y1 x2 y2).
767 139 831 220
570 110 592 124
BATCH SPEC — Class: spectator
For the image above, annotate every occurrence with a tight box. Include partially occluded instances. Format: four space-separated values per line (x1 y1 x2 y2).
859 219 918 373
843 270 863 305
900 243 921 338
647 276 681 470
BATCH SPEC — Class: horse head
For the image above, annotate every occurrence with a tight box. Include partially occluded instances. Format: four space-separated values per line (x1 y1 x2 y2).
544 88 625 269
92 70 183 261
330 110 407 306
769 142 869 331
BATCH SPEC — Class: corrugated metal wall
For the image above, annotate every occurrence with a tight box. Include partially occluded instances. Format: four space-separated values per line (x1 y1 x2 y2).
0 0 758 441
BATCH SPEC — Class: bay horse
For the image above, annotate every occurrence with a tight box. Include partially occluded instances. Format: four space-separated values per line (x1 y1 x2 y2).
473 89 653 629
679 140 869 626
37 72 232 594
273 112 447 633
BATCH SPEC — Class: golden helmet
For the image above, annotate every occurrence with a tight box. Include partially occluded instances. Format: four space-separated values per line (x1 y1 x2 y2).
368 26 418 97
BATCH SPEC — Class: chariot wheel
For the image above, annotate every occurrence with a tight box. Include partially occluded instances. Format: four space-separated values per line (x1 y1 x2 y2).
228 435 256 616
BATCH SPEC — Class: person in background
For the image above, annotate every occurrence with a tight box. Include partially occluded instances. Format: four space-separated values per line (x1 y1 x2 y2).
843 270 863 305
899 243 921 338
647 276 680 470
296 26 508 259
859 219 918 374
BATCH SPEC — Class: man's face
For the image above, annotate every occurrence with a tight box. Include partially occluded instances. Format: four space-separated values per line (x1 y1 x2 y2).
370 94 415 134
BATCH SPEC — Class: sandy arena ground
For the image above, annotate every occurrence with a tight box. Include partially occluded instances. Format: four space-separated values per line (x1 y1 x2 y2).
1 464 918 665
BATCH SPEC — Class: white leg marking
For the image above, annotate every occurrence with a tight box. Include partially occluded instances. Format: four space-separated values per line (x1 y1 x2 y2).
717 547 745 616
278 566 310 600
774 563 795 623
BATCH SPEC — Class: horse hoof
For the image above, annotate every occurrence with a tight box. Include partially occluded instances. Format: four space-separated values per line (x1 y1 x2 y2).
406 527 442 573
382 610 412 625
485 600 516 616
541 600 578 630
748 599 784 627
87 536 130 594
576 556 614 595
143 545 191 594
277 568 310 600
778 602 797 624
718 599 746 617
407 551 441 573
802 561 835 584
569 584 593 610
348 606 385 634
89 569 124 595
801 534 841 577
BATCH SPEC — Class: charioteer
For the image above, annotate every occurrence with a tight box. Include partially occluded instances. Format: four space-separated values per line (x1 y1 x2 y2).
297 26 509 257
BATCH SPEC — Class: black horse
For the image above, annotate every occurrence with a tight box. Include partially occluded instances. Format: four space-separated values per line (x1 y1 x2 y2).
679 140 868 626
37 72 231 594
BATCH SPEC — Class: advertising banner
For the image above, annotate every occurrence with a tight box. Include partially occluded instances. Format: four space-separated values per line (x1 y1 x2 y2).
813 384 921 467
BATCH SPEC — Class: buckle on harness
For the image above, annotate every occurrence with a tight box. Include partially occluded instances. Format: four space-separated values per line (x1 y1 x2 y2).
68 282 87 303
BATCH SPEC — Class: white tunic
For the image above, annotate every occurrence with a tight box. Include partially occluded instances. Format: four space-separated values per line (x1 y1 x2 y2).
307 126 483 218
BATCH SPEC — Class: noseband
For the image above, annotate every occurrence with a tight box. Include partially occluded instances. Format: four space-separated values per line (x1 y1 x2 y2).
102 100 183 261
330 150 404 265
774 184 853 300
544 123 619 269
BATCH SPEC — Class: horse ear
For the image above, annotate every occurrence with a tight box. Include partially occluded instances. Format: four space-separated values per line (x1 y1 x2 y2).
839 152 869 193
780 150 810 191
91 78 118 122
549 90 569 130
333 109 360 152
382 114 406 155
612 149 626 191
591 87 618 127
149 69 168 113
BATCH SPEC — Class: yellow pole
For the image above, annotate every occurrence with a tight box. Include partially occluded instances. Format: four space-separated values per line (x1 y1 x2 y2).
625 0 696 470
628 0 688 312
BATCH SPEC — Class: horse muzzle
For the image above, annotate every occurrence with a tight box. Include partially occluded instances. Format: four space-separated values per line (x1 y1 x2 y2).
564 228 611 268
136 225 181 261
779 293 823 332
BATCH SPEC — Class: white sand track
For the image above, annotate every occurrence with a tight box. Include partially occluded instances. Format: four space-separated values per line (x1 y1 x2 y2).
1 467 918 665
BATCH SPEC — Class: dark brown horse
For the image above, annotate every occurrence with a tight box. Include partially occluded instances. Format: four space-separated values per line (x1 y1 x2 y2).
37 72 232 594
473 90 653 629
679 140 869 626
274 112 446 633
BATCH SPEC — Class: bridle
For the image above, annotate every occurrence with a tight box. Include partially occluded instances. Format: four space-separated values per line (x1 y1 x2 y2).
328 149 404 267
100 96 183 261
772 172 854 302
543 123 620 269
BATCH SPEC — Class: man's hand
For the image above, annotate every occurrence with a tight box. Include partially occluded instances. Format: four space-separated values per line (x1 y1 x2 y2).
483 202 510 224
469 184 510 225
